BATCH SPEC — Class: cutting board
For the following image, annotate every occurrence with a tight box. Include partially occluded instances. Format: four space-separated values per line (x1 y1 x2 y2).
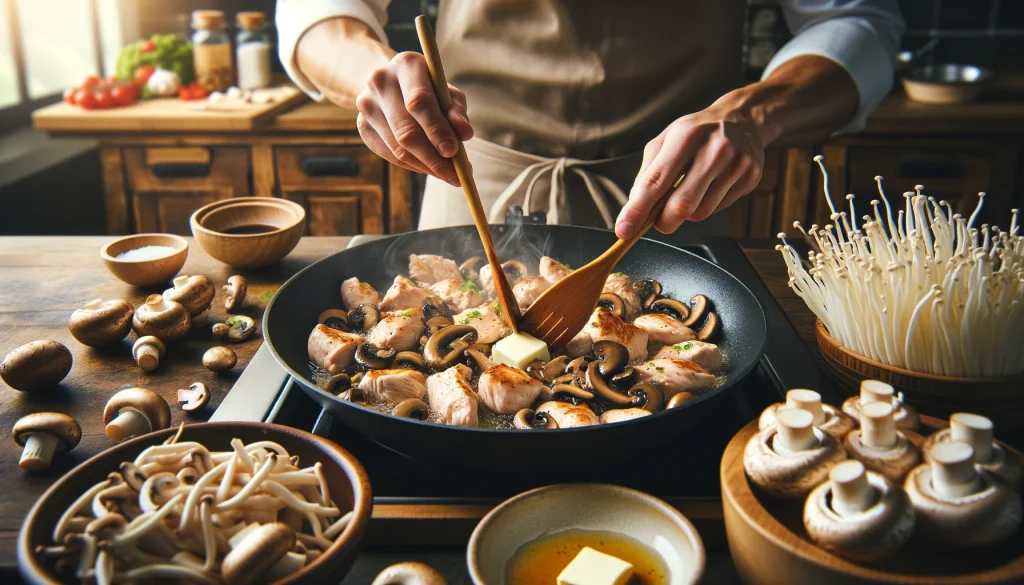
33 85 307 133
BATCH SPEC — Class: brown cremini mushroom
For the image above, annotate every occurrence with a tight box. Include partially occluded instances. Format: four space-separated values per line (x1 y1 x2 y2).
177 383 209 412
12 412 82 470
348 304 381 332
318 309 349 331
393 398 429 419
922 412 1023 490
203 346 237 374
224 275 248 313
744 407 848 499
163 275 215 328
372 561 448 585
221 522 295 585
513 408 557 430
596 293 626 319
759 389 856 441
103 387 171 441
212 322 230 339
0 340 73 392
843 401 921 482
68 299 134 347
632 279 662 309
649 297 690 321
424 324 478 371
132 336 166 372
842 379 919 431
667 391 696 409
225 315 256 342
696 312 720 341
680 294 708 327
132 294 190 342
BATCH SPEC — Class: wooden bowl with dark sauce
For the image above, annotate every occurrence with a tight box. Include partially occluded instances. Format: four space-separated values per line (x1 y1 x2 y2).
190 197 305 268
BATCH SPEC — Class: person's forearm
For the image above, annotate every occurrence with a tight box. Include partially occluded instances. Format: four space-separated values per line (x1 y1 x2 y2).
724 55 859 148
295 17 396 106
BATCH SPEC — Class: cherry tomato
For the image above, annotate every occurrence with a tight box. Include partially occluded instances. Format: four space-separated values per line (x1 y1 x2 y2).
141 40 155 53
75 89 98 109
81 75 102 90
133 65 155 86
63 88 76 104
94 90 115 109
111 85 136 106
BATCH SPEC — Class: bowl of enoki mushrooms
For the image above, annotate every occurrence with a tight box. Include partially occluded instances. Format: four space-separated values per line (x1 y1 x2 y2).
778 156 1024 429
18 421 372 585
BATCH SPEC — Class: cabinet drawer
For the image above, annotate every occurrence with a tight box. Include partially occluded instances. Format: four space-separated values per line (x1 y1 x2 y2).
283 190 384 236
275 146 383 189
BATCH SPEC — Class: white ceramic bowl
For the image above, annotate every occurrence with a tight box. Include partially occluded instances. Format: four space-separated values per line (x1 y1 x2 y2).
468 483 705 585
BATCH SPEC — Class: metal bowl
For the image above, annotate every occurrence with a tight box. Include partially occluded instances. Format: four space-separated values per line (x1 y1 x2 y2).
902 64 994 104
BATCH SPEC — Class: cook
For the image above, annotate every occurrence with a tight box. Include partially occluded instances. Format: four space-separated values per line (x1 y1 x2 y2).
277 1 902 237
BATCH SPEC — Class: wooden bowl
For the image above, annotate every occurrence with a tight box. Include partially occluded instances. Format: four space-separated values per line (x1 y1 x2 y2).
468 483 705 585
100 233 189 288
722 417 1024 585
191 197 305 268
18 421 372 585
815 319 1024 429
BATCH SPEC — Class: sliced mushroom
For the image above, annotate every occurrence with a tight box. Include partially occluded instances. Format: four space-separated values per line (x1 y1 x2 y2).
391 352 427 373
177 383 209 412
526 355 569 384
513 409 558 430
347 304 380 332
425 316 454 336
203 346 237 374
551 372 576 386
393 398 429 419
120 461 148 491
501 260 528 283
317 309 349 331
355 343 396 370
680 294 709 327
163 275 215 327
371 562 448 585
633 279 662 309
12 412 81 470
133 294 191 341
611 366 637 389
224 275 248 313
226 315 256 342
68 298 134 347
552 384 595 402
0 340 73 392
424 324 479 371
697 312 720 341
132 336 166 372
463 347 490 374
324 373 351 394
596 293 626 319
649 298 691 322
422 301 451 320
103 387 171 441
667 391 696 409
460 256 483 281
585 361 633 405
628 383 664 412
592 340 629 376
222 522 295 585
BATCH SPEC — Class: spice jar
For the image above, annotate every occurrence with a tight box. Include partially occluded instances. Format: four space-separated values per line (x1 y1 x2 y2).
236 12 272 90
192 10 234 92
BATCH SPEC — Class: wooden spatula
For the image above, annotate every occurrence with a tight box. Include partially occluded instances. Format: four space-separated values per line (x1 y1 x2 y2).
519 175 684 350
415 15 521 333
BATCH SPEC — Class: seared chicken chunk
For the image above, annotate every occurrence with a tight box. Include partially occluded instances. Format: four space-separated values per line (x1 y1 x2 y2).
539 256 572 283
633 313 697 344
536 401 599 428
636 358 716 398
512 276 551 311
454 302 509 344
426 364 478 427
582 307 648 362
307 324 361 375
380 275 435 312
429 278 485 314
478 263 526 296
653 340 724 371
477 364 546 414
600 408 652 424
341 277 380 311
409 254 463 284
563 329 593 357
358 369 427 404
603 273 642 320
366 307 425 351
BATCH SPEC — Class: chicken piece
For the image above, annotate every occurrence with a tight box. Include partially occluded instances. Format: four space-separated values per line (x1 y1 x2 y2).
454 302 510 344
653 340 724 371
600 408 652 424
635 358 716 398
429 278 485 314
536 401 599 428
478 263 526 296
357 369 427 404
633 313 697 344
563 329 592 357
409 254 462 285
539 256 572 283
426 364 478 427
512 276 551 311
307 324 361 375
603 273 642 320
366 307 425 351
582 307 648 362
380 275 435 312
341 277 380 311
477 364 546 415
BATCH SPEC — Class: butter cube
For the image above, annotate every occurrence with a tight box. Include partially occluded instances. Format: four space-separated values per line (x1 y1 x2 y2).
557 547 634 585
491 332 550 370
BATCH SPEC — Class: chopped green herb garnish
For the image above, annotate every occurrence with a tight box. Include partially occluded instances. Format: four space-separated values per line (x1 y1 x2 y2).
465 310 482 320
460 280 481 292
400 309 413 317
457 318 469 325
683 342 693 350
563 262 571 269
590 321 598 327
648 362 655 367
615 271 625 276
491 300 502 316
656 367 665 372
672 345 682 351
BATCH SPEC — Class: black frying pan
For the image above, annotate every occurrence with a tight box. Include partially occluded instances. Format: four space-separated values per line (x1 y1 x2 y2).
264 225 767 468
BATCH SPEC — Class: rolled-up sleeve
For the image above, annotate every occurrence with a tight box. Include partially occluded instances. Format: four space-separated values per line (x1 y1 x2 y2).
276 0 390 98
766 0 904 133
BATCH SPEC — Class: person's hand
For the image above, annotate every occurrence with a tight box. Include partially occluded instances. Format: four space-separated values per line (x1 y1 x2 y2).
355 51 474 186
615 100 765 238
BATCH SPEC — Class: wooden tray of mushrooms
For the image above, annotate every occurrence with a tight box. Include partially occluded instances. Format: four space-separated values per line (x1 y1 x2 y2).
722 380 1024 585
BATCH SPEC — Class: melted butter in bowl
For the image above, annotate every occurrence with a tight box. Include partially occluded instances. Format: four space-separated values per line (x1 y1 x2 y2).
508 529 671 585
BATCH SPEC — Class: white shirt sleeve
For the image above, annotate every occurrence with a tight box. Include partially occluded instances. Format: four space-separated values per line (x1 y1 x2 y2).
766 0 904 134
276 0 391 99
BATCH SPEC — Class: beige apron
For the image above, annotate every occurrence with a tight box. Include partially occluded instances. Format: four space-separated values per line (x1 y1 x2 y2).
419 0 744 234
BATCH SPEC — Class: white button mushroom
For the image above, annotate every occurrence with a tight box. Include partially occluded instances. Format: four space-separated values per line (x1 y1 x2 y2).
744 407 848 499
922 412 1023 490
221 522 295 585
132 336 166 372
103 387 171 441
177 383 210 411
68 298 134 347
843 401 921 482
12 412 82 470
0 340 73 392
163 275 216 328
758 388 856 440
842 379 919 431
224 275 248 313
132 294 191 342
371 562 448 585
203 346 237 373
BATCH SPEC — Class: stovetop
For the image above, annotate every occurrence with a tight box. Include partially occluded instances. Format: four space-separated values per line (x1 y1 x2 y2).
211 235 843 504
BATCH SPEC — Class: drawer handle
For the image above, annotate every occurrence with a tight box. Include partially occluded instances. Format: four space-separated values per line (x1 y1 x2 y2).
897 159 963 180
151 163 211 178
303 156 360 177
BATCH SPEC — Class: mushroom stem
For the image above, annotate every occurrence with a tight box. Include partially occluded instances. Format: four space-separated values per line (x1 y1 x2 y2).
860 379 894 406
774 408 818 453
85 298 103 311
786 389 825 426
19 432 60 470
950 413 994 463
860 402 897 449
829 460 876 517
930 441 981 499
135 343 161 372
107 409 151 441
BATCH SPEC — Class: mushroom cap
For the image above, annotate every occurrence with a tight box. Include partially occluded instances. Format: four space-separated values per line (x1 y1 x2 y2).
225 315 256 342
103 387 171 431
68 299 134 347
743 426 848 499
132 294 191 341
759 402 857 441
12 412 82 450
224 275 248 312
803 467 914 561
132 335 166 358
221 522 294 585
0 340 73 392
371 562 447 585
844 429 922 482
203 346 237 373
922 428 1024 491
163 275 215 318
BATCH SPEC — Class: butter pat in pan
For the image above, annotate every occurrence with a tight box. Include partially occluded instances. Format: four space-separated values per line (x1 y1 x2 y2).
491 332 550 370
557 546 635 585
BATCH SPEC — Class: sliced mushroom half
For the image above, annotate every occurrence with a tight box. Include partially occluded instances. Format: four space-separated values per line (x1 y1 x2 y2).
526 355 569 384
697 312 720 341
355 343 396 370
552 384 595 402
393 398 429 419
680 294 709 327
347 304 380 332
460 256 483 281
424 324 479 371
425 316 454 336
633 279 662 309
463 347 490 374
649 298 690 321
592 340 629 376
611 366 637 389
513 408 557 430
422 300 451 320
501 260 528 283
667 391 696 409
393 351 428 372
628 383 664 412
324 373 351 394
596 293 625 319
317 309 349 331
585 361 633 405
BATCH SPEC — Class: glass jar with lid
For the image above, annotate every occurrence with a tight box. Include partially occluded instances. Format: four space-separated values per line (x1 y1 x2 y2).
236 12 272 90
191 10 234 92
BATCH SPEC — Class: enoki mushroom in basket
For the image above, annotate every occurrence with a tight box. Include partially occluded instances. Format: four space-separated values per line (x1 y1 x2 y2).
777 156 1023 378
35 425 353 585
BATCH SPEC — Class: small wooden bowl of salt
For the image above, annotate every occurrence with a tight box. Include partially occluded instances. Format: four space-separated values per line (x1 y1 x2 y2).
101 234 188 288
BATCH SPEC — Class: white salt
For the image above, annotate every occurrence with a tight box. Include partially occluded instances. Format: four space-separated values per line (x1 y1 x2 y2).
116 245 177 261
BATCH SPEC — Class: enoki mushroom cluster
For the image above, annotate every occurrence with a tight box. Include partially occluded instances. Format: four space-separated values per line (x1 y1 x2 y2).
36 428 352 585
777 156 1023 378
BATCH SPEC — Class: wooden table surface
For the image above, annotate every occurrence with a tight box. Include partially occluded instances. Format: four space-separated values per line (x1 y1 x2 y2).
0 236 798 575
